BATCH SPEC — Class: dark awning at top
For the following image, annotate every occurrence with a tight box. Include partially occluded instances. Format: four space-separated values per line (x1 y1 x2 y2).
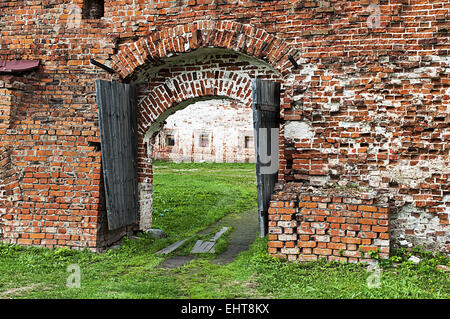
0 60 40 74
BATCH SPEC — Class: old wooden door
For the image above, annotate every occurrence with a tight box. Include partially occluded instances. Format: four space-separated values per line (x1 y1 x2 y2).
95 80 138 230
252 78 280 237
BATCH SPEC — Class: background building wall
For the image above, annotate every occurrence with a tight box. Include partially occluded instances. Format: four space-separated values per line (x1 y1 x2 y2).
152 99 255 163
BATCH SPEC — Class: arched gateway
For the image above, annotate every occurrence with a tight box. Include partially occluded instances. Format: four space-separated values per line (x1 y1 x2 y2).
95 20 300 246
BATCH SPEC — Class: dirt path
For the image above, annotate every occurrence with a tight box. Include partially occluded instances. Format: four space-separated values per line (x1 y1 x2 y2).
158 207 259 268
213 207 259 265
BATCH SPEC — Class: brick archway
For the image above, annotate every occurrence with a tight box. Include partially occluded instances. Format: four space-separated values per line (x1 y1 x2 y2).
111 20 299 80
135 70 256 231
137 70 253 136
109 20 299 232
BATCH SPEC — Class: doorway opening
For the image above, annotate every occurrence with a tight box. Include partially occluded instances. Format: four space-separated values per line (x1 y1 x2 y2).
96 48 283 252
150 98 258 243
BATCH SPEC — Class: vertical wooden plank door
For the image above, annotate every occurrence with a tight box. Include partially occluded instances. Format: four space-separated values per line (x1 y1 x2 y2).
95 80 138 230
252 78 281 237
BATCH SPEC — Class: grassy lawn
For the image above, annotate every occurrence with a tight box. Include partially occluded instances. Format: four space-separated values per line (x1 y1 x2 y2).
151 161 258 238
0 161 448 299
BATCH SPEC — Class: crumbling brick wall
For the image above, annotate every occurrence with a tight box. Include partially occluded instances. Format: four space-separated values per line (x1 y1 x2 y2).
0 0 448 256
268 182 391 262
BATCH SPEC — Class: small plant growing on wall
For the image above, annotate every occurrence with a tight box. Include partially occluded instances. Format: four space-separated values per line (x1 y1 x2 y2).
368 249 380 260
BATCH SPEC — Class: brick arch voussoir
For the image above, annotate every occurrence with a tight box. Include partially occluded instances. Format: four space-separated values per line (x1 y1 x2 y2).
137 71 252 135
111 20 299 80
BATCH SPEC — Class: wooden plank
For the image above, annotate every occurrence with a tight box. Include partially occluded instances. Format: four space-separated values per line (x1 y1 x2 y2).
211 227 229 241
252 78 280 237
191 240 215 254
156 238 190 255
116 81 126 227
253 79 280 112
95 80 138 230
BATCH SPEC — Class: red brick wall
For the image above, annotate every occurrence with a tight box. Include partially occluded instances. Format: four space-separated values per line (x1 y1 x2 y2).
268 183 390 262
0 73 103 249
0 0 448 254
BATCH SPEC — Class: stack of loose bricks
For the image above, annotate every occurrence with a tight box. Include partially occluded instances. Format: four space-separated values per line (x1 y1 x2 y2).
269 188 390 262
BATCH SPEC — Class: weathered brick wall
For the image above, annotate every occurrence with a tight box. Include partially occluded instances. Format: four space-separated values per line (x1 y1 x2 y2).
0 71 104 248
0 0 448 255
268 182 391 262
152 99 256 163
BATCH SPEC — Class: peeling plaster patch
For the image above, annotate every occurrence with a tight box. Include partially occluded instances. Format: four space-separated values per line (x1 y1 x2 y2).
323 101 339 112
413 66 438 77
309 175 330 186
388 137 402 153
390 204 449 253
284 121 314 140
443 195 450 203
374 126 386 135
382 158 450 188
338 121 371 133
338 121 361 128
320 147 338 154
389 55 450 84
138 177 153 231
368 170 382 188
343 88 355 99
299 64 318 84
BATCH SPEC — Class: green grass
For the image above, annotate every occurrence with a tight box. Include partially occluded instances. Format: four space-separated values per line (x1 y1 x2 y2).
152 161 257 238
248 241 450 298
0 161 448 299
